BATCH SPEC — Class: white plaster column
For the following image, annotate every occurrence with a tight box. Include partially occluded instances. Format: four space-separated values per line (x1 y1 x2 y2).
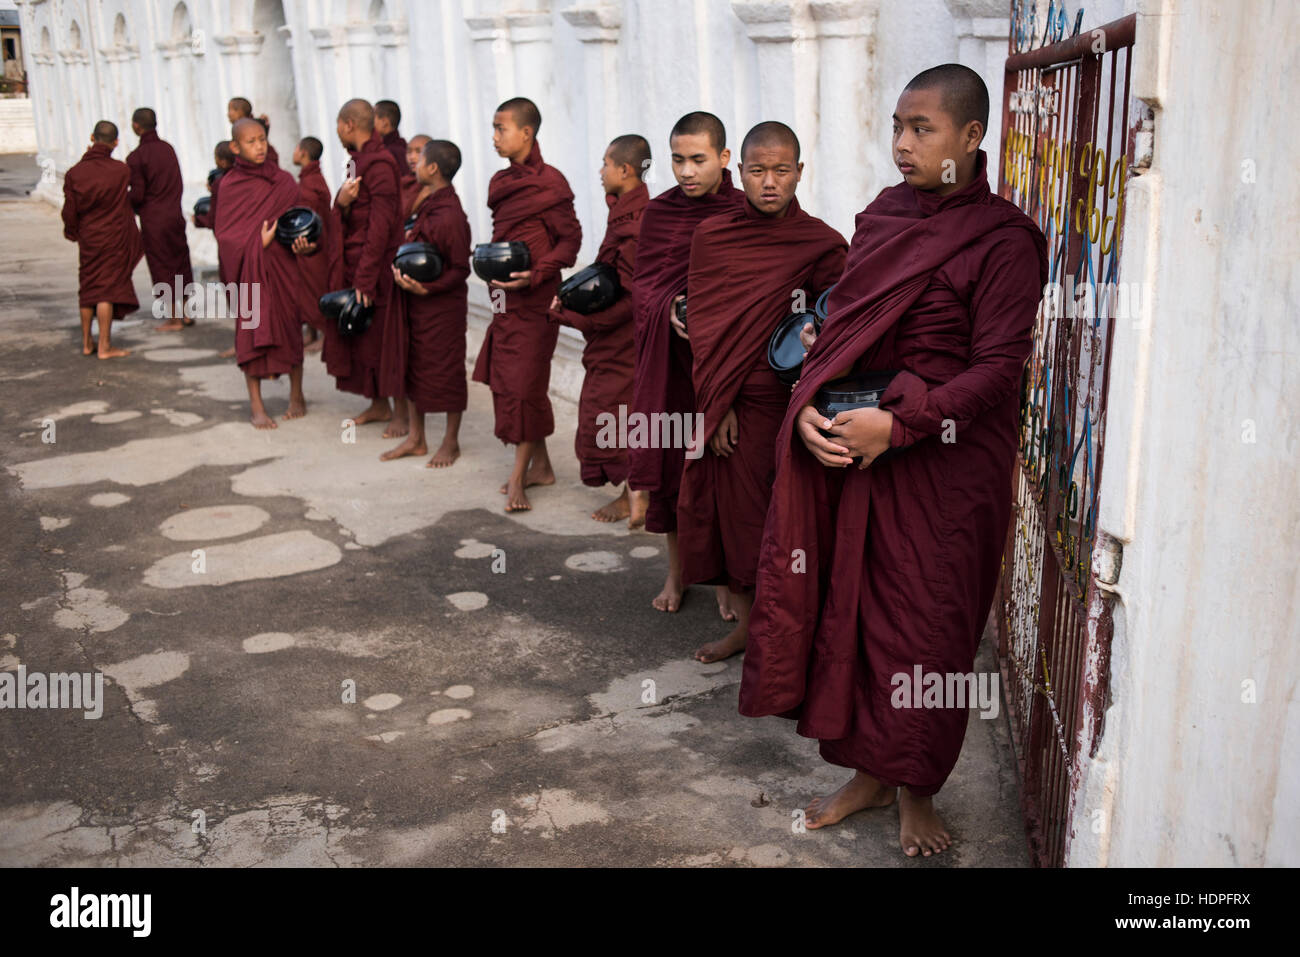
943 0 1011 189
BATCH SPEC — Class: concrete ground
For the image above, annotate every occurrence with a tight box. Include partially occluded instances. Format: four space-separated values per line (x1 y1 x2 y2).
0 153 1028 867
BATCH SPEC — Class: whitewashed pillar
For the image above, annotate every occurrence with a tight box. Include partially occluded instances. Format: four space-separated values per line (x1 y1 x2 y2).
943 0 1011 190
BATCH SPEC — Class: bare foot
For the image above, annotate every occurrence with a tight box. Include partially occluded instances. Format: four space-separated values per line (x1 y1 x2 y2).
693 624 746 663
504 480 531 512
380 437 427 461
499 465 557 494
219 347 237 359
652 576 684 612
82 343 95 356
805 771 897 830
97 347 130 359
898 789 952 857
154 318 185 332
426 441 460 468
381 420 409 439
716 586 738 622
628 490 649 529
353 402 391 426
304 337 324 354
250 409 278 430
283 398 307 420
592 491 630 523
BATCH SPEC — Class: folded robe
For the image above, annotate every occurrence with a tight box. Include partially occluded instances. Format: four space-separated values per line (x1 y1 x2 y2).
214 155 304 378
127 130 193 291
550 182 649 486
321 131 405 398
471 140 582 445
738 150 1048 796
294 160 342 334
677 196 846 591
628 169 744 532
62 143 144 320
400 183 472 414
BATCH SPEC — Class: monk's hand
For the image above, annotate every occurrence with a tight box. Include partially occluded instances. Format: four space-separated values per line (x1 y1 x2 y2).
796 404 854 467
355 289 373 308
391 265 427 296
799 320 817 354
669 294 689 341
291 236 318 256
337 177 362 209
258 113 271 132
824 407 894 468
710 408 739 457
490 270 532 291
260 219 276 248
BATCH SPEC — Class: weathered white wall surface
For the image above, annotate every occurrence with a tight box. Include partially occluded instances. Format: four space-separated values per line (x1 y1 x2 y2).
15 0 1011 389
1068 0 1300 867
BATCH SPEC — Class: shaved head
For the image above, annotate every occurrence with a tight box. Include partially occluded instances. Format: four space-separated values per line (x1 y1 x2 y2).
338 98 375 133
423 139 462 181
131 107 156 131
92 120 118 144
496 97 541 134
375 100 401 126
297 136 322 161
215 140 235 163
670 112 726 153
228 97 253 117
408 133 431 151
903 63 989 137
741 120 800 163
232 117 263 141
608 134 651 178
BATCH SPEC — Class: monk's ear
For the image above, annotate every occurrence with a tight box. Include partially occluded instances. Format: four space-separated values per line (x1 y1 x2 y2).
719 146 732 168
965 119 984 152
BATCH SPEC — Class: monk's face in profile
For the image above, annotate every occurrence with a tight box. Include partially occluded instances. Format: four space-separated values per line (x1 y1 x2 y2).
375 115 394 137
291 145 308 167
739 142 802 216
406 141 424 173
231 122 268 166
492 111 532 162
599 148 633 195
415 153 441 188
227 101 248 125
670 133 730 198
336 115 358 150
892 86 980 193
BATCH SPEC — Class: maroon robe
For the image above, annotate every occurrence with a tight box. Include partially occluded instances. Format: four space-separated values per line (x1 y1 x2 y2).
471 141 582 444
127 130 193 290
401 174 423 218
62 143 144 319
321 131 405 398
738 150 1048 796
677 197 846 591
550 183 649 486
628 169 745 532
382 130 407 171
295 160 342 333
213 156 303 378
401 183 472 414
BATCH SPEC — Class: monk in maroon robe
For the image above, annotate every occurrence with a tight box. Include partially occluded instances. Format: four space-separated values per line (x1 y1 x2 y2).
126 108 193 330
382 139 472 467
401 134 432 221
215 118 312 428
549 134 651 523
375 100 408 173
192 141 233 230
291 136 342 354
322 99 408 431
473 97 582 512
227 98 279 166
678 122 846 664
629 111 744 614
62 121 143 359
738 66 1048 857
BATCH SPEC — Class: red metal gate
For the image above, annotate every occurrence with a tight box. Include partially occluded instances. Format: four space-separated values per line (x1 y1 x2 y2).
996 4 1139 867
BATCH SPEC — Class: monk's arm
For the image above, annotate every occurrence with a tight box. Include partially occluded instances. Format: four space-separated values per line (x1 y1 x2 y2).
884 232 1043 448
569 293 633 336
61 178 79 241
416 223 471 296
127 154 146 212
353 168 399 298
531 201 583 288
809 244 847 297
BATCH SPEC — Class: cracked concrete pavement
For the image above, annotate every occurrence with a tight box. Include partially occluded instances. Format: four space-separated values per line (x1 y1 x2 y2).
0 153 1029 866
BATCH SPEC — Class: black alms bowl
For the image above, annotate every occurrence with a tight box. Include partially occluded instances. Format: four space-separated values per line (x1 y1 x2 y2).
318 288 354 320
193 195 211 219
336 291 375 337
558 262 620 315
404 212 418 234
813 371 898 443
275 206 322 248
207 167 224 189
674 293 688 329
393 243 444 283
813 283 836 332
472 241 531 283
767 310 817 385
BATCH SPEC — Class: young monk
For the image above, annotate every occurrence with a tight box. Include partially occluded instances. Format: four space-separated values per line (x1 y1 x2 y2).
472 96 582 512
215 118 311 428
227 97 278 164
402 133 432 221
192 140 234 230
322 99 407 428
291 136 342 354
738 65 1048 857
549 134 651 523
62 121 144 359
375 100 407 171
629 111 745 615
677 122 846 664
383 139 472 467
126 108 193 331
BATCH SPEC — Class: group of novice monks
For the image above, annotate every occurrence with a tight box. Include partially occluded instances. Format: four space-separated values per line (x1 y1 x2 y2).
60 64 1048 858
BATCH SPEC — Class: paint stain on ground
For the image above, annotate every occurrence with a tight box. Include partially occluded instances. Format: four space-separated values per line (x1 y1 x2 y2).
90 411 142 424
443 685 474 700
629 545 659 559
39 516 71 531
150 408 204 427
101 650 190 727
363 693 402 712
243 632 296 654
564 551 626 573
159 505 270 541
142 348 219 363
143 530 342 588
426 708 472 725
52 572 129 633
453 538 496 559
445 592 488 611
88 492 131 508
513 789 612 839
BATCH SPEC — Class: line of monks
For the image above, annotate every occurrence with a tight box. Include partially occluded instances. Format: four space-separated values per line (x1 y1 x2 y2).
59 64 1048 858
